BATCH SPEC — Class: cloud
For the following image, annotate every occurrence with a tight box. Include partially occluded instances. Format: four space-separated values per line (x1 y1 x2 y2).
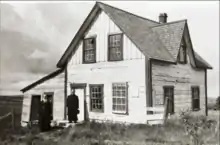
0 1 219 97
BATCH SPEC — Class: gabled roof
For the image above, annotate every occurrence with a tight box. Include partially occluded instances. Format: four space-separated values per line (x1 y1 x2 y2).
56 2 212 69
151 20 186 60
20 68 64 93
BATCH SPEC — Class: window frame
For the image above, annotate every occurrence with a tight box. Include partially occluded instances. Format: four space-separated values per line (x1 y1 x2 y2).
108 33 123 61
178 38 187 64
89 84 104 112
83 36 96 64
191 86 200 111
112 82 129 115
163 86 175 114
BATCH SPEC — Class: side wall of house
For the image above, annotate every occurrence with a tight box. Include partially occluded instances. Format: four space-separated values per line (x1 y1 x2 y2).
21 72 65 126
151 56 206 115
67 11 148 124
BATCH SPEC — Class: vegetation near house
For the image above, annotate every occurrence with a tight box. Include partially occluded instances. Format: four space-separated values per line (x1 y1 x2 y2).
0 111 218 145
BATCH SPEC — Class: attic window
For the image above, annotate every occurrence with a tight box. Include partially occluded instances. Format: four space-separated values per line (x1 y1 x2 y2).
178 41 187 64
108 33 123 61
83 37 96 63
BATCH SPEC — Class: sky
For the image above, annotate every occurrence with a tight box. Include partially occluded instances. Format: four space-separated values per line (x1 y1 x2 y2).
0 1 219 98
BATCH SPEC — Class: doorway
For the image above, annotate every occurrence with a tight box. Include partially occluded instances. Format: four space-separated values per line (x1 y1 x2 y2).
67 83 87 122
30 95 41 121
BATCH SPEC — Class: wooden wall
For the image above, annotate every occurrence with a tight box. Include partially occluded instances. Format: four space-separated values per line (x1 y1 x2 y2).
69 11 144 66
21 72 65 126
151 56 206 115
0 95 23 129
67 11 149 124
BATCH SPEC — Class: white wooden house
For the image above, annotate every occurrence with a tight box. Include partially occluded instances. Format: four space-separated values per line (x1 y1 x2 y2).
20 2 212 126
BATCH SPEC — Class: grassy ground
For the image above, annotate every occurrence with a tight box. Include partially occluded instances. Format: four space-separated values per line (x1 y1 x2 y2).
0 110 219 145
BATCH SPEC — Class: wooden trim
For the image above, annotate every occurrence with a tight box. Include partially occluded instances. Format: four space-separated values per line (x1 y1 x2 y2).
107 33 123 61
149 59 153 107
82 36 97 64
146 59 153 114
20 68 64 92
89 84 104 113
71 83 87 89
64 67 68 120
205 69 208 116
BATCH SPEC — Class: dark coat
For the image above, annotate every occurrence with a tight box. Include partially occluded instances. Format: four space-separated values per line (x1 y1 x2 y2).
67 94 79 122
38 101 52 131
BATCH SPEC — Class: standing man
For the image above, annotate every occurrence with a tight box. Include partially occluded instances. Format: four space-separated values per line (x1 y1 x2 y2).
67 86 79 123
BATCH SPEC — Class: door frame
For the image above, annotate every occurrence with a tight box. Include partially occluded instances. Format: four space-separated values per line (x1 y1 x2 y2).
70 83 87 121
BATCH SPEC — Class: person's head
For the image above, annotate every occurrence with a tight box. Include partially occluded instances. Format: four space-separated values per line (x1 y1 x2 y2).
42 94 47 102
71 88 75 94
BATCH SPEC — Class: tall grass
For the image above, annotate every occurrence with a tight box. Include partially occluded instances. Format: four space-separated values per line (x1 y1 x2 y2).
0 111 219 145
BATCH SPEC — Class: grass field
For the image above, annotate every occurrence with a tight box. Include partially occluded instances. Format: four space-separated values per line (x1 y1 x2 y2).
0 110 219 145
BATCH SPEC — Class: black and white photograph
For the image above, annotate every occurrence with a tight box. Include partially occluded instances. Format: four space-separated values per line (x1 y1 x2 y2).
0 1 219 145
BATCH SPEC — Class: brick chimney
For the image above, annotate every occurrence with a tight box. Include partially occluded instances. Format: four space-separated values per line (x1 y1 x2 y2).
159 13 168 23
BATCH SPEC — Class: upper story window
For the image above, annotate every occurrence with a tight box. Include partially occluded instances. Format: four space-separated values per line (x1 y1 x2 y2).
108 33 123 61
83 37 96 63
178 39 187 64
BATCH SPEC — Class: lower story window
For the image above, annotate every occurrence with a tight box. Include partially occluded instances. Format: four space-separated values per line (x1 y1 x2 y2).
112 83 128 114
90 84 104 112
163 86 174 114
192 86 200 111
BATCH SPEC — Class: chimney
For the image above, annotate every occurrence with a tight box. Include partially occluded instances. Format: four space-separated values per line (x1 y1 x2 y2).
159 13 168 23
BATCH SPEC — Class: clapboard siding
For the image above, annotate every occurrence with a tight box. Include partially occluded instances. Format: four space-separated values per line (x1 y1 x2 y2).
67 11 148 124
152 54 206 114
21 73 65 125
69 11 144 66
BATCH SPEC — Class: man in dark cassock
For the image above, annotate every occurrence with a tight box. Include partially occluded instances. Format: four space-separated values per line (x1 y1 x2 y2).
38 94 52 132
67 87 79 123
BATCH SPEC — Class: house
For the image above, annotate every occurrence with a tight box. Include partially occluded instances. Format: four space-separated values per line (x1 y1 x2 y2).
20 2 212 126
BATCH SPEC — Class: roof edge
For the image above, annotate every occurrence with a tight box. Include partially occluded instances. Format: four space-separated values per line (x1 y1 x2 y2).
20 68 65 93
56 2 100 68
97 2 160 25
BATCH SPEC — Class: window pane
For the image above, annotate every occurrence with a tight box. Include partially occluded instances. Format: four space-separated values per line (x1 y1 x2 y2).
90 85 103 111
84 38 95 62
109 34 122 61
112 83 127 113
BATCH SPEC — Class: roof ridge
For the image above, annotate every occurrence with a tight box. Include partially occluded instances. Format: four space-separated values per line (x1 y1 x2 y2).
97 1 160 24
150 19 187 28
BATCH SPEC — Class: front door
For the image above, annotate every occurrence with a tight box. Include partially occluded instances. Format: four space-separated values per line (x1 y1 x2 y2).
74 88 85 122
30 95 41 121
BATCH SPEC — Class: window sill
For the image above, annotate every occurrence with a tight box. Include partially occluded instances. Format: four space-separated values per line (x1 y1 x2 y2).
192 109 200 112
112 111 128 115
90 110 104 113
83 61 96 64
108 59 123 62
